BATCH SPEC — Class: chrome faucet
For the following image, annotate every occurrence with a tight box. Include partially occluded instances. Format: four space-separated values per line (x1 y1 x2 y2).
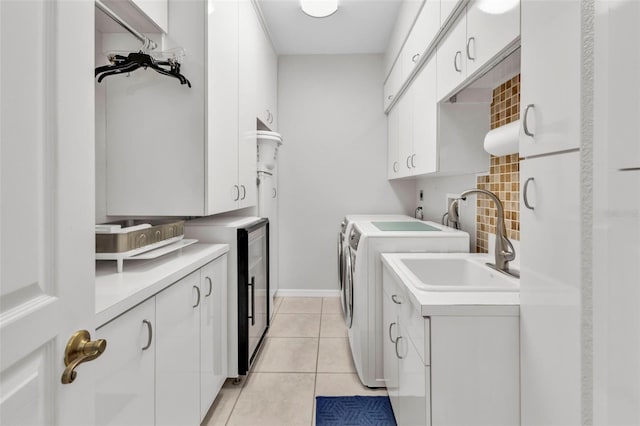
451 188 518 278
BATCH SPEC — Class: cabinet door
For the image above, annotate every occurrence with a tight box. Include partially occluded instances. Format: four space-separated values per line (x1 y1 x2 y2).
207 0 240 215
384 63 402 112
520 151 581 426
256 21 277 131
156 271 201 426
465 0 520 77
397 324 428 426
436 9 467 100
95 298 155 426
387 106 401 179
411 55 438 175
398 93 414 177
402 0 440 78
382 288 400 414
520 0 580 157
238 0 259 209
200 257 228 421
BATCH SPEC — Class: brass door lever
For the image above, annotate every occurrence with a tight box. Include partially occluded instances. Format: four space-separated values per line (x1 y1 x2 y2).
61 330 107 384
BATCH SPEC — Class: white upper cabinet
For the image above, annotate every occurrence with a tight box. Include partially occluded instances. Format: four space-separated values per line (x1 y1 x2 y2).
105 0 267 216
402 0 441 80
437 1 520 100
465 0 520 76
436 9 467 100
411 56 438 176
257 21 278 130
388 106 401 179
520 0 580 157
238 0 260 209
384 63 403 112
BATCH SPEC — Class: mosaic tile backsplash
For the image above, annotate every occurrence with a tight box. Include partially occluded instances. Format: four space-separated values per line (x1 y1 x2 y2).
476 74 521 253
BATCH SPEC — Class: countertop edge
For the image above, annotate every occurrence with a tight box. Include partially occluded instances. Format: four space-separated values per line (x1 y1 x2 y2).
95 243 230 328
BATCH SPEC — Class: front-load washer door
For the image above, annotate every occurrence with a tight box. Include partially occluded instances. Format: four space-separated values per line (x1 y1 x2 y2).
343 246 354 328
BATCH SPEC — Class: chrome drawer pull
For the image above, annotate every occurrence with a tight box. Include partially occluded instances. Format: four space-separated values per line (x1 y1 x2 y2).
523 177 535 210
523 104 535 137
142 320 153 351
395 336 404 359
388 322 397 343
391 294 401 304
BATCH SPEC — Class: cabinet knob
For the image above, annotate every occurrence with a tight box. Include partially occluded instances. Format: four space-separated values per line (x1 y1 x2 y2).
205 276 213 297
523 177 535 210
142 320 153 351
193 285 201 308
523 104 535 137
454 51 462 72
466 36 476 60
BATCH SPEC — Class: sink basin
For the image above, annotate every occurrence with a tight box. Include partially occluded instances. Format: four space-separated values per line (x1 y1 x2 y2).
392 254 519 292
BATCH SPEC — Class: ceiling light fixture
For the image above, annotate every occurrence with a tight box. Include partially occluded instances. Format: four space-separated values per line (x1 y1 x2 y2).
300 0 338 18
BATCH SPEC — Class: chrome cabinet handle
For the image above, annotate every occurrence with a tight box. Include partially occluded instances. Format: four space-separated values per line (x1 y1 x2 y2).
523 104 535 137
454 51 462 72
393 161 399 173
205 276 213 297
391 294 401 304
412 53 420 63
395 336 404 359
466 36 476 60
387 94 394 100
523 177 535 210
411 154 416 168
272 188 277 198
193 285 201 308
388 322 397 343
240 185 246 200
142 320 153 351
406 156 412 169
233 185 240 201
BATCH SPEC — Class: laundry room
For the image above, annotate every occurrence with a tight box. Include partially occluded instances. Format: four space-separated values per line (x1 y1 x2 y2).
1 1 639 426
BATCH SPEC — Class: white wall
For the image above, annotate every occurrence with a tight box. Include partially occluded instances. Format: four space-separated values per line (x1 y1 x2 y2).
415 174 478 253
277 54 415 294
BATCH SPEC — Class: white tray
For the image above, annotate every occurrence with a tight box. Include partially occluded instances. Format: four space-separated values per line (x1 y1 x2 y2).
96 236 198 273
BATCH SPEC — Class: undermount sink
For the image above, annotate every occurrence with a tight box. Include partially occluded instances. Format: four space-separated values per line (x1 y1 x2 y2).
391 253 520 292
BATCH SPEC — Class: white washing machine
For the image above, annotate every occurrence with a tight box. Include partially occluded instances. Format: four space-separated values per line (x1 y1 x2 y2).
337 215 416 323
345 220 470 387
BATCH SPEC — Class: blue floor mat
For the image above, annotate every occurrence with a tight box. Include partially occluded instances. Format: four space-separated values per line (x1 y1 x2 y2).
315 396 397 426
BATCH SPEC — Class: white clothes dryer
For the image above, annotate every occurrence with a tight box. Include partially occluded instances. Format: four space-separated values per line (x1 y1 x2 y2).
345 220 470 388
338 215 416 324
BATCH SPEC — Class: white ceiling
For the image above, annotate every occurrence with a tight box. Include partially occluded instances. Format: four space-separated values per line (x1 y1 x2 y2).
256 0 402 55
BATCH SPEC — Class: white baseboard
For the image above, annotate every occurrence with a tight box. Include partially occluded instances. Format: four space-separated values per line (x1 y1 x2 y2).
275 289 340 298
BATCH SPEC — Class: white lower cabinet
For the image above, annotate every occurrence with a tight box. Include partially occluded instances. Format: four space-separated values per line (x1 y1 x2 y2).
200 256 228 421
156 271 201 426
383 274 431 426
382 267 519 426
95 298 155 426
95 255 228 426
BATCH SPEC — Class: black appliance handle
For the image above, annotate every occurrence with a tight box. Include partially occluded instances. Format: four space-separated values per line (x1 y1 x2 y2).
248 276 255 326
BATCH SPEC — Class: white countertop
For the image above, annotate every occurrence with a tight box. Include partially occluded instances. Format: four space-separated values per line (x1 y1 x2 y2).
95 243 229 327
354 220 469 238
382 253 520 317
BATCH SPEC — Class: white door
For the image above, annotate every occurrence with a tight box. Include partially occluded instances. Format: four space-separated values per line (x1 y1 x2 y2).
0 1 96 424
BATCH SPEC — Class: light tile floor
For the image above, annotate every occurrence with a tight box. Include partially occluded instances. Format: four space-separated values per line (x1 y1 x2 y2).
202 297 387 426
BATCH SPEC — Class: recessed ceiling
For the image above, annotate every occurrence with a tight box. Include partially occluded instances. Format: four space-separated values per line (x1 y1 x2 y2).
257 0 402 55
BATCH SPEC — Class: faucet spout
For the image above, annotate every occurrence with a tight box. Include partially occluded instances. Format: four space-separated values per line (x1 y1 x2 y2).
456 188 516 276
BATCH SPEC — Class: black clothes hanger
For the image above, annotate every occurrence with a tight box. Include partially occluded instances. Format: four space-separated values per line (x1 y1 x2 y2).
95 51 191 88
